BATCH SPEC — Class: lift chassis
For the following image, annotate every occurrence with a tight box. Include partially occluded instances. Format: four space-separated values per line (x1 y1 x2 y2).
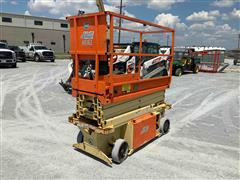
69 91 171 165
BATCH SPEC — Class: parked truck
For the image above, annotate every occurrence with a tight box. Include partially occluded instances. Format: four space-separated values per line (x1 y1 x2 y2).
8 45 26 62
231 49 240 65
0 42 17 68
24 43 55 62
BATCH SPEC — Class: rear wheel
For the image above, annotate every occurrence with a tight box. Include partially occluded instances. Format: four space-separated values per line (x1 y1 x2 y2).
77 131 83 143
12 63 17 68
160 118 170 134
112 139 129 164
175 68 182 76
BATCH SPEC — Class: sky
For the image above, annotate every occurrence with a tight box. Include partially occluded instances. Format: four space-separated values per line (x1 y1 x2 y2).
0 0 239 49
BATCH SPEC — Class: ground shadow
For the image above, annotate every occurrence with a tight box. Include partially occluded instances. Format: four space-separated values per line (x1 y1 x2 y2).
0 66 19 69
26 59 54 63
128 133 167 156
72 131 169 167
74 148 112 168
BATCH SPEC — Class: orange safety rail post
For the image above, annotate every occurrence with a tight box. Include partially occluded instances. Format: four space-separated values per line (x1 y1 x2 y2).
67 11 175 105
214 51 220 73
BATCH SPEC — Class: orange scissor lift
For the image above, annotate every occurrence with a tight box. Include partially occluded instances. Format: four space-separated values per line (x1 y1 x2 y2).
68 11 175 165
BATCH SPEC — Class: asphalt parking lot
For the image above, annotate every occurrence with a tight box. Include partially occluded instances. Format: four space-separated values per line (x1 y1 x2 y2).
1 59 239 179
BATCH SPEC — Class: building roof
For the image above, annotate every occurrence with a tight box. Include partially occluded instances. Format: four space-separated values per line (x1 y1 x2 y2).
176 46 226 51
0 12 68 23
230 48 240 53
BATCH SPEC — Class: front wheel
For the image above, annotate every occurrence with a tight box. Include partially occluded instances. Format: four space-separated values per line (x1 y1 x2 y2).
34 54 40 62
160 68 168 76
233 60 237 65
111 139 129 164
175 68 182 76
51 59 55 62
193 65 199 73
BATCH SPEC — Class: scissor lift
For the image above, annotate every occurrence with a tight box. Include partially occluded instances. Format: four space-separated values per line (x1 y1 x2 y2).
67 11 175 165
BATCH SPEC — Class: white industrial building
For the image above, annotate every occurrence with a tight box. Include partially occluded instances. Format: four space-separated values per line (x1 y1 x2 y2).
0 12 70 53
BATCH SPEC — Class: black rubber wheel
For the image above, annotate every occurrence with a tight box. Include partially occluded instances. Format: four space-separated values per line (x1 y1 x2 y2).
193 65 199 73
34 54 40 62
111 139 129 164
51 59 55 62
175 68 182 76
160 68 168 76
12 63 17 68
233 60 237 65
77 131 83 143
160 118 170 134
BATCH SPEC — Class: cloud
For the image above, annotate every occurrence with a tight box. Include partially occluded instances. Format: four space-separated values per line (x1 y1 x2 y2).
185 22 239 48
221 13 229 20
214 24 238 40
24 10 31 16
212 0 235 7
27 0 135 19
10 1 18 5
231 8 240 19
147 0 185 10
188 22 238 39
27 0 183 19
26 0 238 49
189 21 215 31
28 0 56 13
176 22 187 30
104 4 135 17
222 8 240 20
106 0 185 10
155 13 182 28
106 0 143 6
154 13 187 33
186 10 220 21
155 13 180 27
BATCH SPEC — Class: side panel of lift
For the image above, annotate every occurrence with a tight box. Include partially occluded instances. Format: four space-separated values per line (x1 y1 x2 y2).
132 113 156 149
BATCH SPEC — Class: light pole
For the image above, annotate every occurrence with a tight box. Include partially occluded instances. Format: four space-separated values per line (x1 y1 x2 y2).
166 34 169 46
238 34 240 49
116 0 126 44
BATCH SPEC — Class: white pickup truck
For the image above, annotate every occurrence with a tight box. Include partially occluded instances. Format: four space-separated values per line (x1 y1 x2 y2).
24 43 55 62
0 42 17 68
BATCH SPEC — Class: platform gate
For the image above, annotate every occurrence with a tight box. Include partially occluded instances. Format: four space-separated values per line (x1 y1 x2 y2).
198 50 224 73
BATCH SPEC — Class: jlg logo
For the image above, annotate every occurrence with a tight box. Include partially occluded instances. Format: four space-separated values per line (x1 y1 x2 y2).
82 31 94 39
141 125 149 135
81 31 94 46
